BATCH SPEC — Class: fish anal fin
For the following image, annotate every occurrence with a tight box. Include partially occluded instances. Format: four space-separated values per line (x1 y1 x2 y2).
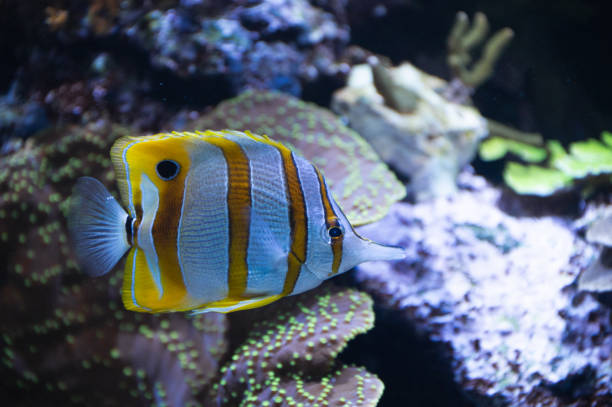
189 294 284 315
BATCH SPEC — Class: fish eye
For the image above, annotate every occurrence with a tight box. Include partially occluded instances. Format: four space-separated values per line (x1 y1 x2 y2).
328 225 343 238
156 160 180 181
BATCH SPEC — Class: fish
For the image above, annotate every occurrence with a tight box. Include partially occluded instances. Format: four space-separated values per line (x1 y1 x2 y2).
67 130 405 313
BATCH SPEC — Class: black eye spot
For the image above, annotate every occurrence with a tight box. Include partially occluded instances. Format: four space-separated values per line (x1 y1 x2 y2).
156 160 180 180
328 226 343 238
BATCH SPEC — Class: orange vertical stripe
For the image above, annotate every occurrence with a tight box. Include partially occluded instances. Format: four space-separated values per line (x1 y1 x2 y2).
314 166 343 276
205 136 251 298
279 151 308 295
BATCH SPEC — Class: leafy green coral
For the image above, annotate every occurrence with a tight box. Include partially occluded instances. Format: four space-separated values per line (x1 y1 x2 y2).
479 136 547 163
193 89 405 226
209 286 383 406
480 131 612 196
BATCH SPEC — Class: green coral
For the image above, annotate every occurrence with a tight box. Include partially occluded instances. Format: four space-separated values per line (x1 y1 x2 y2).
209 285 384 406
446 11 514 90
479 136 547 162
483 131 612 196
193 89 405 226
503 162 573 196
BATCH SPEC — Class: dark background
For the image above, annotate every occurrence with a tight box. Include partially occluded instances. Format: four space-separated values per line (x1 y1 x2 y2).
2 0 612 145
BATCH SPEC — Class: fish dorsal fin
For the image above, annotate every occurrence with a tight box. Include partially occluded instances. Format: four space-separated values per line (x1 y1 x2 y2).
111 130 294 211
198 129 294 152
111 135 142 210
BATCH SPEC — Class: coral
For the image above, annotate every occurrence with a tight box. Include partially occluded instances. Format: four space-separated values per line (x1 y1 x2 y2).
193 89 405 226
478 136 547 163
209 285 383 406
352 170 612 405
496 132 612 196
332 62 488 201
370 62 418 114
445 11 514 100
0 122 229 405
443 12 544 154
87 0 120 35
578 248 612 292
586 210 612 246
67 0 349 94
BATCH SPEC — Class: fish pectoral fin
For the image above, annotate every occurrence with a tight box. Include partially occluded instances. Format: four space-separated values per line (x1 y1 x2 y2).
188 294 285 315
250 210 291 263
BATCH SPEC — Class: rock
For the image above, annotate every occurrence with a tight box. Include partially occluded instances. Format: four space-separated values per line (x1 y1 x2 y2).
332 63 488 201
353 170 611 405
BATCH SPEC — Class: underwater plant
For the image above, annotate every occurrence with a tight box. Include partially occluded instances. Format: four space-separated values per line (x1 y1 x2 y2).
480 131 612 196
444 11 514 102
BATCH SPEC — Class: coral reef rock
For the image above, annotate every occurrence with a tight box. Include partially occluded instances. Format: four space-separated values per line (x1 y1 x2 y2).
47 0 350 95
194 89 406 226
354 170 612 406
211 285 383 407
332 63 488 201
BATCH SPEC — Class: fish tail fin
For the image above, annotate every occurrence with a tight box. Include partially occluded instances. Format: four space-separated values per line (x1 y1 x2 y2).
67 176 131 276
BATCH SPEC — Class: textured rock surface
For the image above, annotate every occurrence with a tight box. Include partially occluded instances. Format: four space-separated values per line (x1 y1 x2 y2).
28 0 350 96
211 285 383 406
332 63 488 201
354 170 612 405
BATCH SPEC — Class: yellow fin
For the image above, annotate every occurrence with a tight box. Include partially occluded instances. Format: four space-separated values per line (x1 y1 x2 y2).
110 135 142 210
189 294 284 314
121 247 164 313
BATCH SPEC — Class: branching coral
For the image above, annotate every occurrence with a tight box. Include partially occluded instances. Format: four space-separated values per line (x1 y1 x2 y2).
444 12 544 156
194 89 405 225
209 285 383 406
445 11 514 100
